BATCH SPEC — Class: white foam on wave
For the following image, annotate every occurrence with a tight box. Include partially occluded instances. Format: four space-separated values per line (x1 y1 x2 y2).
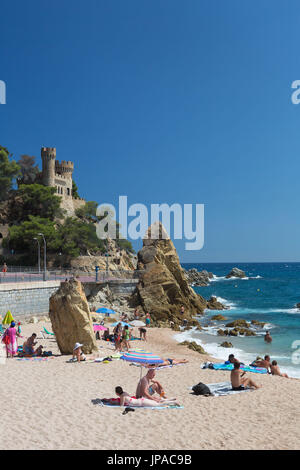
215 296 237 309
173 328 254 363
210 275 262 282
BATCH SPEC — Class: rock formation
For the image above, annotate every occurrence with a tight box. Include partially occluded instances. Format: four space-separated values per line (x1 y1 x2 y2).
183 268 213 286
220 341 233 348
226 267 246 279
206 296 228 310
49 278 98 354
130 222 207 325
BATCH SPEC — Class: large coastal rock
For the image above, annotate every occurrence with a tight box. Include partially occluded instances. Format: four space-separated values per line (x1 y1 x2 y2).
183 268 213 286
226 267 246 279
131 222 207 324
49 278 98 355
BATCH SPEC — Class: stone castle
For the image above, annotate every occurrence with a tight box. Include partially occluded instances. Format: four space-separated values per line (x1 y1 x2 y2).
40 147 84 216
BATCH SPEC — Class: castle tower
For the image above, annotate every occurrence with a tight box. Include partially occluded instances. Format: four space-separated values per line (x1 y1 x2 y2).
41 147 56 187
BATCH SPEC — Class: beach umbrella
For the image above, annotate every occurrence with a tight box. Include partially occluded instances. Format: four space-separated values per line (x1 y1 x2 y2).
130 320 146 327
120 350 164 378
120 350 163 364
93 324 108 331
2 310 14 325
96 307 117 316
111 321 132 328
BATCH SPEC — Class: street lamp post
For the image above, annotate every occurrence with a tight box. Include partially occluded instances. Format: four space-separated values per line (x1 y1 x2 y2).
33 237 41 273
38 233 47 281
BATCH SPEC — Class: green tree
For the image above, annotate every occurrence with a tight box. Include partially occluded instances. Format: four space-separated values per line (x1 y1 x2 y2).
72 180 80 199
75 201 99 223
8 184 63 223
17 154 39 185
5 216 60 255
56 217 106 257
0 146 20 201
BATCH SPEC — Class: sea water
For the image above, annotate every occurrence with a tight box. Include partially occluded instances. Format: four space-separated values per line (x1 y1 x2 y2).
177 262 300 378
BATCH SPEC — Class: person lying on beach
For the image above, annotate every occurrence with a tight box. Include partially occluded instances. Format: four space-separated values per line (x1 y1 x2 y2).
270 360 289 378
136 369 175 402
225 354 245 366
252 355 271 373
102 386 180 407
146 358 189 367
231 361 261 390
72 343 86 363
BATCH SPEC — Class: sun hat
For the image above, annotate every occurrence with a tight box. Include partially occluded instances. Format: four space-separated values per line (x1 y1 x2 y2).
73 342 83 350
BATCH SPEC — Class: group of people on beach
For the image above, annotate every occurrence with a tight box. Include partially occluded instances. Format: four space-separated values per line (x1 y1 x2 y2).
1 322 43 358
228 353 289 382
103 368 181 408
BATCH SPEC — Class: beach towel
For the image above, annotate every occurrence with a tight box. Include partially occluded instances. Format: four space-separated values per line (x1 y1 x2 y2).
190 381 253 397
204 362 267 374
92 399 183 410
16 357 50 362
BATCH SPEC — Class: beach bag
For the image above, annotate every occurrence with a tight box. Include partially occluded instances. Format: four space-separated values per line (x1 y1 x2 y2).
2 331 10 345
192 382 212 396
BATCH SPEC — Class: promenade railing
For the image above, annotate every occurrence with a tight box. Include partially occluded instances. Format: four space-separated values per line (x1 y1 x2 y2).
0 268 144 284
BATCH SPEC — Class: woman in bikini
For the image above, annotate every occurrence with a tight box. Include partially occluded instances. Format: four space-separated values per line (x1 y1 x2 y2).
102 386 180 407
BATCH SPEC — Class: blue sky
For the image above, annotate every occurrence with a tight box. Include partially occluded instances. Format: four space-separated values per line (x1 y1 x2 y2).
1 0 300 262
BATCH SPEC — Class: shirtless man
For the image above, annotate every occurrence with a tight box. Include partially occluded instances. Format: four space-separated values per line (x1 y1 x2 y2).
264 331 272 343
253 355 271 373
136 369 171 402
231 361 261 390
23 333 38 355
271 360 289 378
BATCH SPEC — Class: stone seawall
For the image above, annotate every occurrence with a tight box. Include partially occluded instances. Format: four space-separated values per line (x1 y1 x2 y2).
0 281 61 316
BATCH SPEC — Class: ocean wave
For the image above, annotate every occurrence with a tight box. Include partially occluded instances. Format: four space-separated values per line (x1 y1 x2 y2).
210 275 262 282
215 296 237 309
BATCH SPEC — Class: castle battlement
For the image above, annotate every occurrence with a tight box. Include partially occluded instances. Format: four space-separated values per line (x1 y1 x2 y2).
41 147 74 201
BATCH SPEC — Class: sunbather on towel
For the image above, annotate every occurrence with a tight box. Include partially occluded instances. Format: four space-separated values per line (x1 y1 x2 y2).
231 361 261 390
147 358 188 367
102 386 179 407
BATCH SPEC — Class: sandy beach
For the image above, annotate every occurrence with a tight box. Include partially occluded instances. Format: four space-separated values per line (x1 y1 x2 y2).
1 321 299 450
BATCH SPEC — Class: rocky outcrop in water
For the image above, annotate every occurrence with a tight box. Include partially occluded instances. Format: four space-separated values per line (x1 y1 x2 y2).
226 267 246 279
49 278 98 355
183 268 213 286
206 296 228 310
130 222 207 325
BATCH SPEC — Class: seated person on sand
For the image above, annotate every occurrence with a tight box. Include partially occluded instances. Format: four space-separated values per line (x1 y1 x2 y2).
23 334 38 356
136 369 176 403
72 343 86 362
147 358 189 368
231 361 261 390
102 386 179 407
270 360 289 378
252 355 271 373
